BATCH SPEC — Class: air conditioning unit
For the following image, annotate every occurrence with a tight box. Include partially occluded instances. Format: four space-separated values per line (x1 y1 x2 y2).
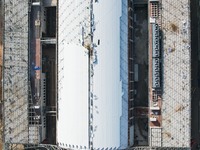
155 59 159 63
155 36 158 41
154 73 159 77
155 51 159 55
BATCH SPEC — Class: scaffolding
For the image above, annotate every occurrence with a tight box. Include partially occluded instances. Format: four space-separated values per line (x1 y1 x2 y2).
2 144 192 150
2 0 42 148
128 0 135 147
3 0 30 144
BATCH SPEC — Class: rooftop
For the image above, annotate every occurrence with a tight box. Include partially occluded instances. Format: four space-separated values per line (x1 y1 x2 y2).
161 0 191 147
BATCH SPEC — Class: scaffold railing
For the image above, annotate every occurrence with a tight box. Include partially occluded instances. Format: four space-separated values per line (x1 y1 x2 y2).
3 0 30 145
3 143 192 150
3 0 41 147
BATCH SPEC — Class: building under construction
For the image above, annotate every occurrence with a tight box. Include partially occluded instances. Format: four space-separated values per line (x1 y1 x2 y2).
2 0 57 149
1 0 199 149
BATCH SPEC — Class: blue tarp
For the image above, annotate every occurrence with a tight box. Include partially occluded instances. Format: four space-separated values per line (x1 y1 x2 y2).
34 66 41 70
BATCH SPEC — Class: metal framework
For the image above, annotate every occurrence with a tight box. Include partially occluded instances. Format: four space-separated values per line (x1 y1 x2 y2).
3 0 30 144
128 0 135 146
2 0 44 148
3 144 192 150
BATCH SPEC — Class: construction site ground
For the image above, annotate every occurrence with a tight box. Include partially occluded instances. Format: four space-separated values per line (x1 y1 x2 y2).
133 4 148 146
134 4 148 107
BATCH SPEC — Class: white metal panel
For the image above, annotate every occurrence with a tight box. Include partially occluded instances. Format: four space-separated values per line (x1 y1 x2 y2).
58 0 90 149
32 2 40 6
57 43 89 149
150 107 160 110
58 0 129 149
150 118 157 122
92 0 122 148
